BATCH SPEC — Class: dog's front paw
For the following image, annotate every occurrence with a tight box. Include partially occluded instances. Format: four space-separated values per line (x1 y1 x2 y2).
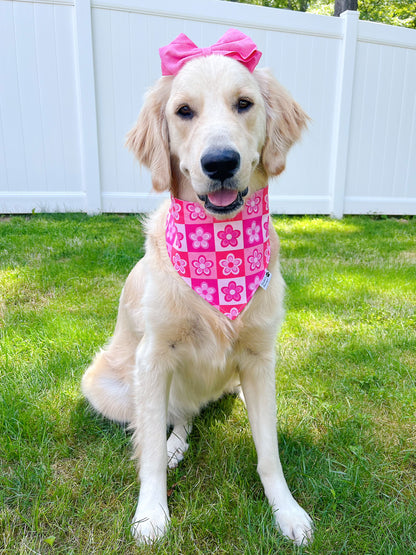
131 505 170 544
167 433 189 469
274 500 313 546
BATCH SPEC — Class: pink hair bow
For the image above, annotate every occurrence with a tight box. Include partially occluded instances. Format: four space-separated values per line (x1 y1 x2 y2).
159 28 262 76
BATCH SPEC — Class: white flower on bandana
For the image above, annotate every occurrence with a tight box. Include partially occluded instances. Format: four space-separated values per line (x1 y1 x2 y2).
247 221 260 244
174 229 184 249
172 253 187 274
192 255 213 276
166 219 176 242
188 203 207 220
225 307 240 319
248 275 261 292
219 253 242 276
195 282 216 302
248 249 262 271
246 195 261 214
190 227 211 249
171 202 181 221
264 245 271 265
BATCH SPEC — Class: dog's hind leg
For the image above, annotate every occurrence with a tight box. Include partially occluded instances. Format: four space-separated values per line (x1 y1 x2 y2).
82 347 135 424
167 422 192 469
82 312 140 425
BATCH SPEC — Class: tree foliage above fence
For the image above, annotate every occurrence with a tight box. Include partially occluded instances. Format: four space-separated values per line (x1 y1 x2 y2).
226 0 416 28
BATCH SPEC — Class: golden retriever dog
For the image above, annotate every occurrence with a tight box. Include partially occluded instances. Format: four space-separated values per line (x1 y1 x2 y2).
82 38 313 546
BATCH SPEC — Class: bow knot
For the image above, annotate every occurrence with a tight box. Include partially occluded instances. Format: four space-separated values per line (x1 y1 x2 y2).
159 29 262 76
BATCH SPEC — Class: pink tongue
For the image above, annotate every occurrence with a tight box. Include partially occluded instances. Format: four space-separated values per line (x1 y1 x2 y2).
207 189 238 207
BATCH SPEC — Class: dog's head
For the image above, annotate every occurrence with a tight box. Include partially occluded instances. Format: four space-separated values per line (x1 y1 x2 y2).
127 55 308 217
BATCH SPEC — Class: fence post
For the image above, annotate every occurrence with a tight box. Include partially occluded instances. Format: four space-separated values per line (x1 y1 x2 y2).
329 10 359 218
73 0 101 214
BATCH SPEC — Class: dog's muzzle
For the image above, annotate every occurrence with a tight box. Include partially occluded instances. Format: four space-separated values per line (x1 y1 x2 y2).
199 148 247 214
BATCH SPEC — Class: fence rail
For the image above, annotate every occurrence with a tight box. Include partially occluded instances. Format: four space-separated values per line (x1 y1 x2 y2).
1 0 415 215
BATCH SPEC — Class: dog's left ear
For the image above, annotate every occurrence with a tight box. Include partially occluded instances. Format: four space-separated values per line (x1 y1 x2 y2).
125 77 173 192
255 68 309 177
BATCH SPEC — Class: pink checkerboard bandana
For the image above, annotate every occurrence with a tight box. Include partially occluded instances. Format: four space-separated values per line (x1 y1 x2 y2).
166 187 271 320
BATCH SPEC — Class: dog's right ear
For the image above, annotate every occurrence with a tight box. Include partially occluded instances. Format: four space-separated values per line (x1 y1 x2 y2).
255 68 309 178
125 77 173 192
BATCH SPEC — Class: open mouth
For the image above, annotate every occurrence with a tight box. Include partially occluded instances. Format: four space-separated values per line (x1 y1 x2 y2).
198 187 249 215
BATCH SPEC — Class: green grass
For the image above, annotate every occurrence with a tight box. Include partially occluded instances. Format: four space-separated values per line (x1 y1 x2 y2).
1 213 415 554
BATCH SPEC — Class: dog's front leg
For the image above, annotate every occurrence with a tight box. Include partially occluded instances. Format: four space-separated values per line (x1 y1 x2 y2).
240 355 313 546
131 340 173 544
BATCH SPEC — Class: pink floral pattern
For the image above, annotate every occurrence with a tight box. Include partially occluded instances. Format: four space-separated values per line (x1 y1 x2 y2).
172 252 187 274
190 227 211 249
195 282 216 302
219 253 242 276
166 187 270 320
217 224 240 248
248 249 262 271
221 281 244 302
187 203 207 220
171 202 181 221
192 255 213 276
174 229 184 249
246 194 261 214
246 221 261 244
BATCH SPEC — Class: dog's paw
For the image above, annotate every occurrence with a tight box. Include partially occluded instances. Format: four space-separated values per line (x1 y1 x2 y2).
167 433 189 469
131 505 170 544
274 501 313 546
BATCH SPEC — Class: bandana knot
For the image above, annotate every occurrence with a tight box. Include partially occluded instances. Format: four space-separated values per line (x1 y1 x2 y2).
166 188 271 320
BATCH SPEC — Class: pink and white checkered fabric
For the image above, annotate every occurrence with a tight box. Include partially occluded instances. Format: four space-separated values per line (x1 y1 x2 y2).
166 187 271 320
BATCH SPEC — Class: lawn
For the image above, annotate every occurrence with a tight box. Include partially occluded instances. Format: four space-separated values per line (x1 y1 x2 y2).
0 213 415 554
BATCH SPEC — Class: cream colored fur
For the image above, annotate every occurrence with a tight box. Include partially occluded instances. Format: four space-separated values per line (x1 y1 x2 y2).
82 55 312 545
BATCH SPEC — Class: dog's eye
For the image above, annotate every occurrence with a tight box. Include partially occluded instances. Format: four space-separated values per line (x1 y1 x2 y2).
176 105 194 119
237 98 253 113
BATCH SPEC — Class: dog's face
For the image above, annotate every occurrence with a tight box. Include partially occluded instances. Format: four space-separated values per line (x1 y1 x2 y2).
164 56 266 215
127 54 308 217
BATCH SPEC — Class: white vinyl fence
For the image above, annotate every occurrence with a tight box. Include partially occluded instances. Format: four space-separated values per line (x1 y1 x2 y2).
1 0 415 216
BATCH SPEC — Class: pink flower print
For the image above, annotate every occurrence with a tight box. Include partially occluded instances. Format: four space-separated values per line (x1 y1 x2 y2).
188 203 206 220
248 249 262 271
166 219 176 243
220 253 242 276
225 307 240 320
247 221 260 244
171 202 181 221
221 281 244 302
174 229 184 249
246 195 261 214
192 255 213 276
172 253 187 274
263 220 269 240
195 282 216 303
265 193 269 211
249 275 261 292
264 245 271 265
190 227 211 249
217 224 240 248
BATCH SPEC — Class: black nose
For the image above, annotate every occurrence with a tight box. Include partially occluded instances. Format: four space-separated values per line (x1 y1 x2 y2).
201 149 241 182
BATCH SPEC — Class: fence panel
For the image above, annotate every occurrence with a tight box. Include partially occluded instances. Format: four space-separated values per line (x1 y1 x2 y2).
0 0 86 212
0 0 415 215
345 21 416 215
